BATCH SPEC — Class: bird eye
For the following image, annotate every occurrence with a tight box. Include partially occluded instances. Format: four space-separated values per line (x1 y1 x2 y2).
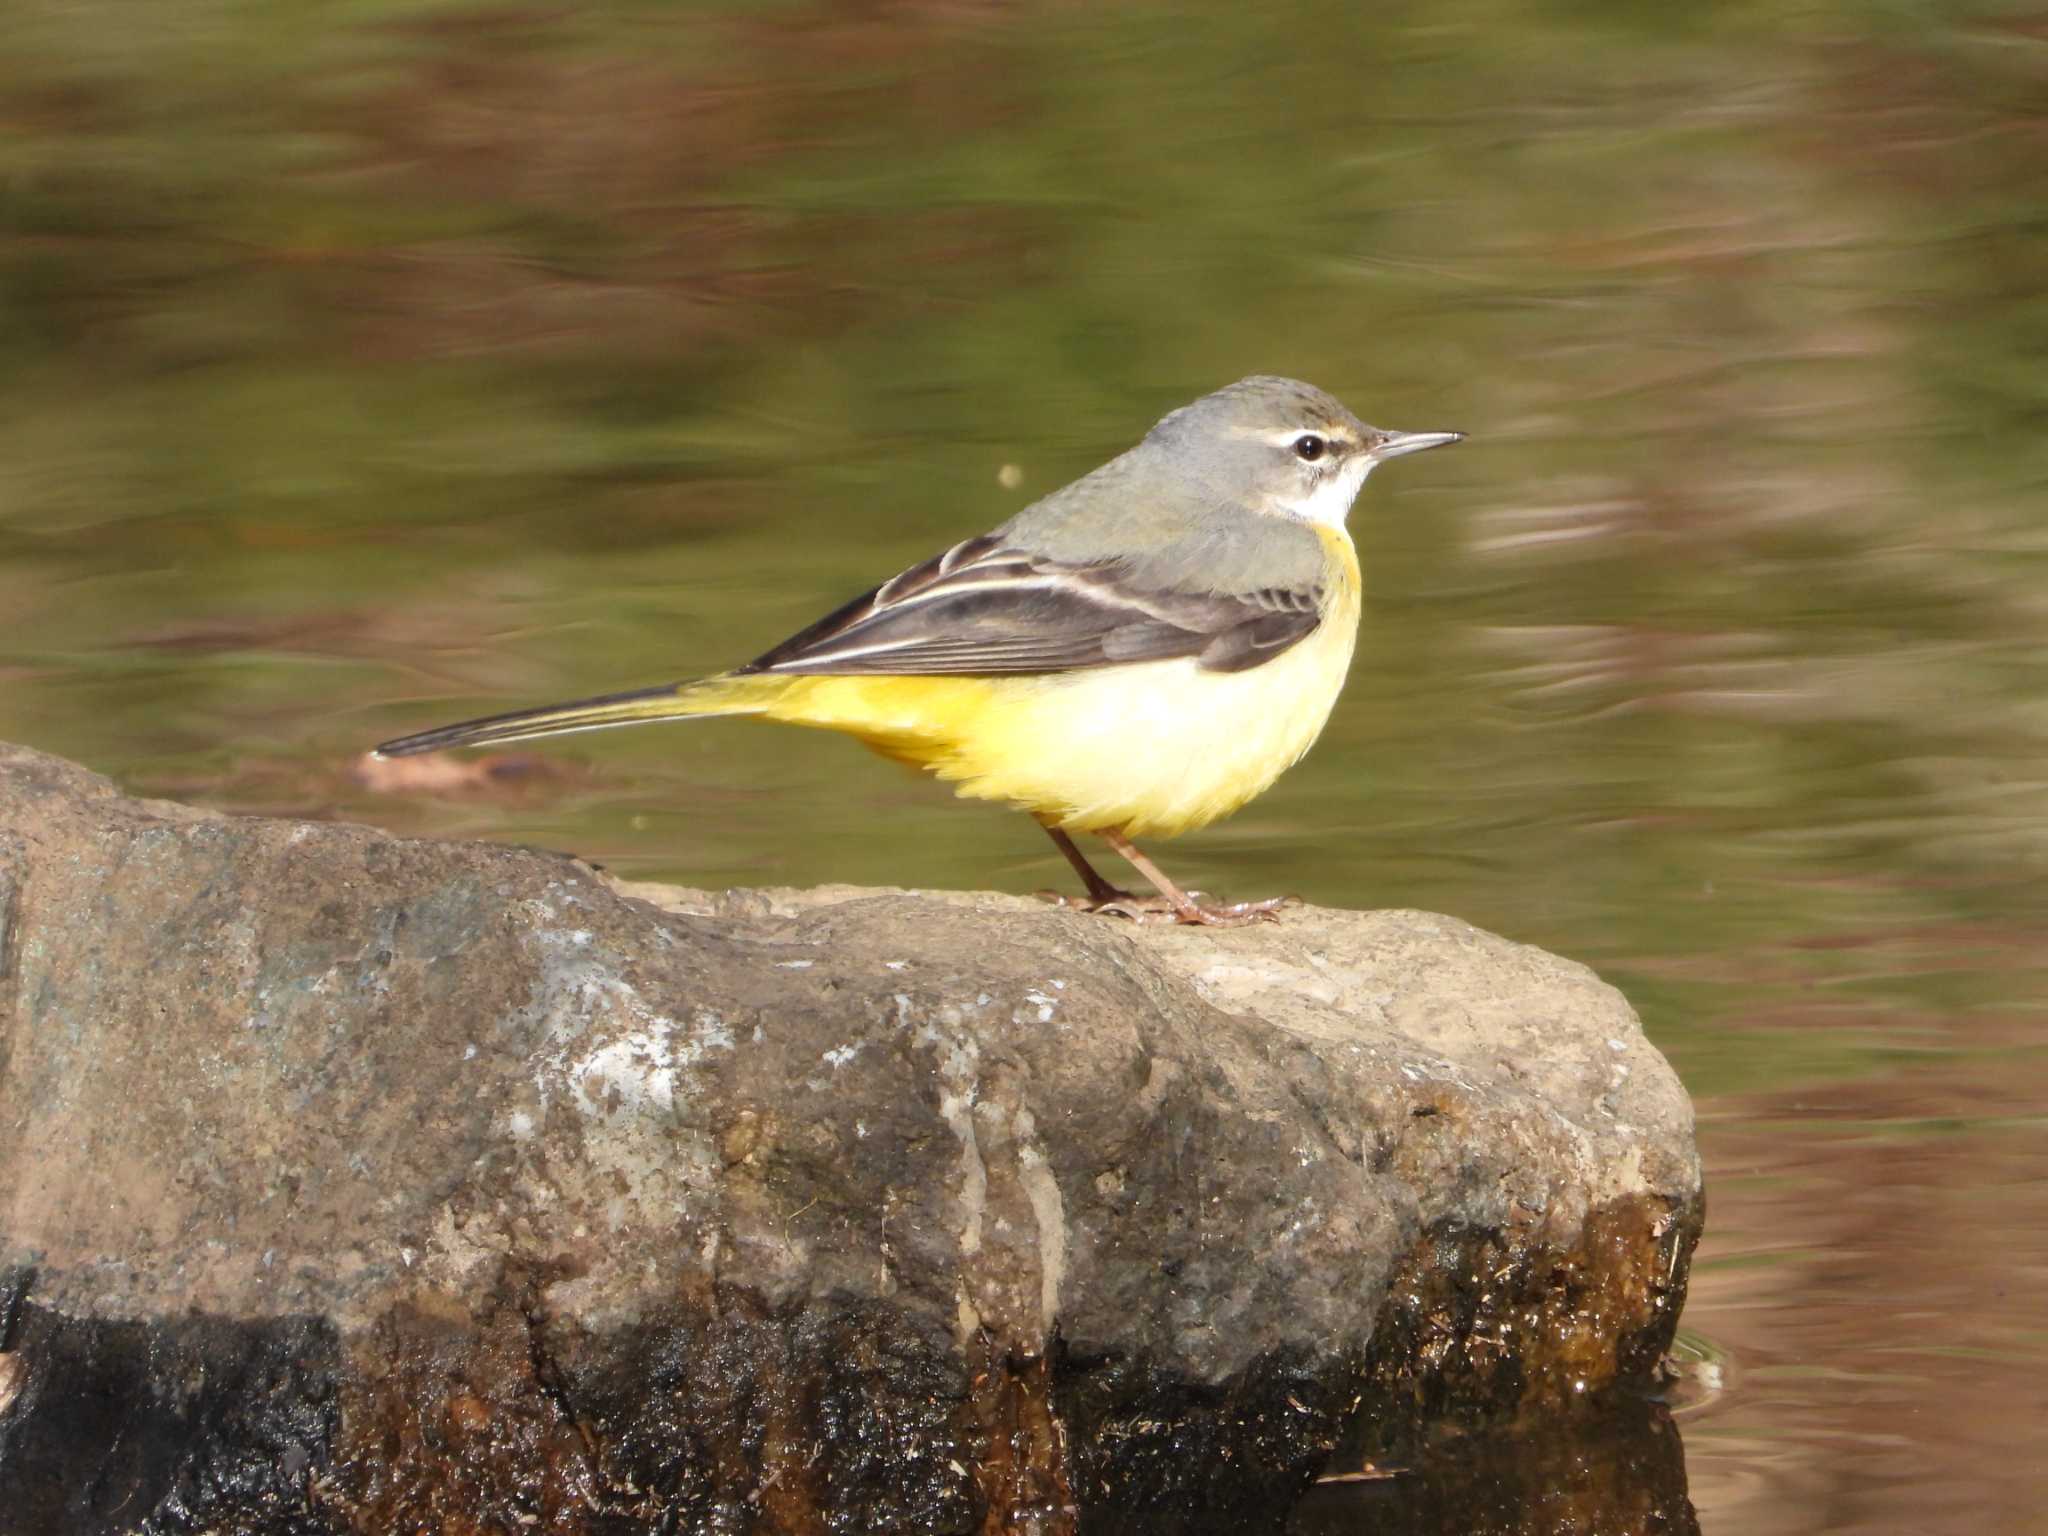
1293 434 1326 463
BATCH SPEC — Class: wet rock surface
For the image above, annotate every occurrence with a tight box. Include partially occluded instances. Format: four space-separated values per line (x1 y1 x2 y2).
0 742 1703 1534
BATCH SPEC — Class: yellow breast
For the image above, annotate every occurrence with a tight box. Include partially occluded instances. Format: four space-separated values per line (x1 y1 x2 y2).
743 527 1362 839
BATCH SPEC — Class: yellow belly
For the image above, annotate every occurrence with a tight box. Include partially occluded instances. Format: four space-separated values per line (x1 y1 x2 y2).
730 529 1362 839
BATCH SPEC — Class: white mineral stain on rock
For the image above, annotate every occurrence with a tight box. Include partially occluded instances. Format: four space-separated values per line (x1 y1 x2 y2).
1591 1141 1649 1203
917 1022 986 1270
564 1030 684 1115
1190 957 1341 1008
509 932 734 1235
945 1085 986 1259
1013 1107 1066 1333
527 934 734 1119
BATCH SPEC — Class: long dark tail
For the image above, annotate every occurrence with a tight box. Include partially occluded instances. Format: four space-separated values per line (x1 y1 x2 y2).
374 678 759 757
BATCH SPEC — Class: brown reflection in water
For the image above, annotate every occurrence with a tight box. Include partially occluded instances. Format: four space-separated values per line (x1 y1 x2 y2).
1290 1399 1697 1535
1680 975 2048 1532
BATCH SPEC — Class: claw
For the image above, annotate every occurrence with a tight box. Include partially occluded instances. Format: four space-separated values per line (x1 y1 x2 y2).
1171 901 1277 925
1036 886 1149 914
1094 901 1154 924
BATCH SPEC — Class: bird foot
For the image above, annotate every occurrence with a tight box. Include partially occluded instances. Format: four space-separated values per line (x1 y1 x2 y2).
1163 893 1299 927
1035 886 1158 918
1035 889 1299 927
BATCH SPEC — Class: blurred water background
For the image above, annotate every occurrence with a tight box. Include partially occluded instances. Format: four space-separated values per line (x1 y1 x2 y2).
4 1 2045 1531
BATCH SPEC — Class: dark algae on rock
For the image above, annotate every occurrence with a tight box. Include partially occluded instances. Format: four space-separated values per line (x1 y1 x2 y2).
0 743 1702 1533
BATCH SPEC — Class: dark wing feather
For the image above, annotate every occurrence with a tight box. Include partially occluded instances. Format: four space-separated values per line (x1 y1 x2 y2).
736 535 1323 678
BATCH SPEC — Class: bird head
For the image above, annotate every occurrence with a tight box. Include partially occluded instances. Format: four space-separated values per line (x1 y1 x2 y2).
1147 375 1462 527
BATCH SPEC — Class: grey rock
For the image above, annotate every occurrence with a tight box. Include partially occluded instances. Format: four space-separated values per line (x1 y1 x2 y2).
0 742 1702 1534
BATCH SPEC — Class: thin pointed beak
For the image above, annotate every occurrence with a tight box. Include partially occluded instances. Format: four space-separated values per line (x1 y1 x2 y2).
1368 429 1464 461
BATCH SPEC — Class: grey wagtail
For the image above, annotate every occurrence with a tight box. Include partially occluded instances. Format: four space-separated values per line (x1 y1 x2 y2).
375 376 1462 926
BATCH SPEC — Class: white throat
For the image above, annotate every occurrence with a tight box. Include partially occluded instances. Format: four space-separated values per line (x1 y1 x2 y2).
1277 457 1375 528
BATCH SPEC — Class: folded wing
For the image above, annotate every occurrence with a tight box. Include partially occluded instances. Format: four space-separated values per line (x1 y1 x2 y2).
736 535 1323 678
